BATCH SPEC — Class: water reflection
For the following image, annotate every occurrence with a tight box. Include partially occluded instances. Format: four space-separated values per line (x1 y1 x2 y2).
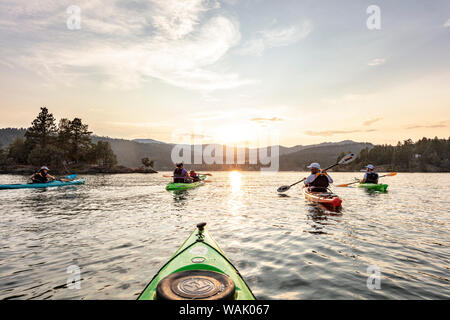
229 171 241 193
0 172 448 300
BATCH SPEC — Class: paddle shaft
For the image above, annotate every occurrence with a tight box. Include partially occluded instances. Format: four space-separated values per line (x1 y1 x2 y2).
283 161 343 190
337 173 396 187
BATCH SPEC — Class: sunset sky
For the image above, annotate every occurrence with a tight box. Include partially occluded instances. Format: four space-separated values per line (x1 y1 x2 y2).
0 0 449 147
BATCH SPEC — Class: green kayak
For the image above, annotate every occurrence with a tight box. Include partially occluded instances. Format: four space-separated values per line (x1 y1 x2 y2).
138 223 255 300
358 183 388 192
166 175 206 191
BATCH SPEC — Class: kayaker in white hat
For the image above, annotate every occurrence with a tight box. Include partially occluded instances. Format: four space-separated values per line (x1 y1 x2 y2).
30 166 56 184
361 164 379 184
304 162 334 192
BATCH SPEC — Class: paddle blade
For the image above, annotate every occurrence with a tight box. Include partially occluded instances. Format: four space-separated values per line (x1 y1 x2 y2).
335 184 350 187
65 174 77 180
162 174 173 178
338 153 356 165
277 185 290 193
386 172 397 176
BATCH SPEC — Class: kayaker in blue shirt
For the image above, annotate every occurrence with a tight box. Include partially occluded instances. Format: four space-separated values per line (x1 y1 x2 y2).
173 163 192 183
361 164 379 184
31 166 56 183
304 162 334 192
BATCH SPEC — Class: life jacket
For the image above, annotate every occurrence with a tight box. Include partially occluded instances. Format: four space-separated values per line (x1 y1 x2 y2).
33 172 48 183
190 172 199 182
173 168 185 183
365 172 379 184
310 173 330 189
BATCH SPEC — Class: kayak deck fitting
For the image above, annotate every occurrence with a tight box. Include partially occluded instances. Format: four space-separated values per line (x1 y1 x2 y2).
138 223 255 300
358 183 388 192
0 179 86 190
302 186 342 208
165 175 207 191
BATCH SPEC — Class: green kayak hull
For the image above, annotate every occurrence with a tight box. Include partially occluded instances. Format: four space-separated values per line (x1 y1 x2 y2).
358 183 388 192
138 224 255 300
166 175 206 191
0 179 85 190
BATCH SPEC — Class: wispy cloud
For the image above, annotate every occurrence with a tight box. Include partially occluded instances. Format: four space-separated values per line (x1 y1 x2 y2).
237 21 313 56
444 19 450 27
304 129 377 137
405 120 449 129
251 117 284 123
368 58 386 66
0 0 255 91
363 117 383 126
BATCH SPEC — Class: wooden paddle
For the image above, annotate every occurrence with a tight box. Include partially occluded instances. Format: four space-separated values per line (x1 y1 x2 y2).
336 172 397 187
277 153 356 193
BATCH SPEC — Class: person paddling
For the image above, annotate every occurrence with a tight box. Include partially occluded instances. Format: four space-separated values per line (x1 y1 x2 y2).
30 166 56 184
304 162 334 192
189 170 200 182
361 164 379 184
173 163 192 183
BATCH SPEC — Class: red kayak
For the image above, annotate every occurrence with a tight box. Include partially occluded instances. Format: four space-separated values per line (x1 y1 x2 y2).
302 187 342 208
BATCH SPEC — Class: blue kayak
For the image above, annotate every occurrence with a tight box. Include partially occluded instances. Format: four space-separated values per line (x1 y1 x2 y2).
0 179 85 190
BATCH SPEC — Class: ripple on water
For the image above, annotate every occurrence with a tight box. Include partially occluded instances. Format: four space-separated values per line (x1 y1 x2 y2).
0 172 449 299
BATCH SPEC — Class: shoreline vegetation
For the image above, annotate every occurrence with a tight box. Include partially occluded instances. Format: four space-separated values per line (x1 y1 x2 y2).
0 107 157 175
0 107 448 174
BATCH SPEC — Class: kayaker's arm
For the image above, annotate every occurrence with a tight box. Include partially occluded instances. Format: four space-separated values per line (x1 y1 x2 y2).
185 171 193 181
304 174 314 186
360 173 367 183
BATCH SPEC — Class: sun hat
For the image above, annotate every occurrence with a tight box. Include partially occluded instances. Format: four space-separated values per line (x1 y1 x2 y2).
307 162 321 169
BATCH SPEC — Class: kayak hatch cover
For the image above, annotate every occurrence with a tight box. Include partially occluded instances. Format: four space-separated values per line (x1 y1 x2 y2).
138 223 255 300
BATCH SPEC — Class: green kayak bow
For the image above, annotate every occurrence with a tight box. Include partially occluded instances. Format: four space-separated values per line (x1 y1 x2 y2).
138 223 255 300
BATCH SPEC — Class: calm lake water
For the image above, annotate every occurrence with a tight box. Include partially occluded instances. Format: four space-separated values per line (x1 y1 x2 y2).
0 172 449 300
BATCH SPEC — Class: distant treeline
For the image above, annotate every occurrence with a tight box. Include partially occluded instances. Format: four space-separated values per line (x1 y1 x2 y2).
337 137 450 172
0 107 117 170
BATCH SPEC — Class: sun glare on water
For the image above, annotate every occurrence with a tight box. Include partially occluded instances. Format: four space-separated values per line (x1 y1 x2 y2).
229 171 242 193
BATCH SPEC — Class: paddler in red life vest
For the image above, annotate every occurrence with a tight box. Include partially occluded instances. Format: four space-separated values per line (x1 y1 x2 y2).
189 170 200 182
30 166 56 184
173 163 193 183
304 162 334 192
361 164 379 184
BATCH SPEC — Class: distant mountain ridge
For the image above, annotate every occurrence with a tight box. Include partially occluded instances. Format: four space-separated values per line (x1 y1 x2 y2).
1 128 373 170
0 128 26 148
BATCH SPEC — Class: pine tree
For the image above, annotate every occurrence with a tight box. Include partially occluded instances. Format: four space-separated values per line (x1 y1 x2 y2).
24 107 57 149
